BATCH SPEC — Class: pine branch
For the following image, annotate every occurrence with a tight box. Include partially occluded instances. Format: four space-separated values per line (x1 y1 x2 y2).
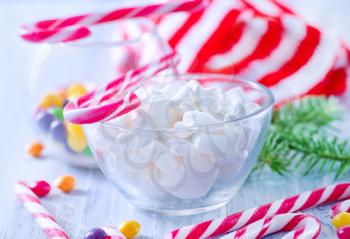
273 96 342 127
257 96 350 178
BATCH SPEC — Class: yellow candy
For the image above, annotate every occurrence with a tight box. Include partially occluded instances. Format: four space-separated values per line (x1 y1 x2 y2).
67 83 87 99
66 123 87 152
332 212 350 229
118 220 141 239
40 93 64 109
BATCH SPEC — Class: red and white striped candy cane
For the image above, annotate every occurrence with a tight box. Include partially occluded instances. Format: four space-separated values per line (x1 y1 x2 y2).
15 181 70 239
20 26 91 43
15 181 128 239
21 0 208 43
167 182 350 239
330 199 350 218
220 213 320 239
64 50 180 124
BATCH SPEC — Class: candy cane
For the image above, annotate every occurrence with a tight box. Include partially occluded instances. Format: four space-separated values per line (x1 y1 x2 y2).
20 26 91 43
167 182 350 239
15 181 70 239
15 181 128 239
64 51 180 124
21 0 208 43
331 199 350 218
220 213 320 239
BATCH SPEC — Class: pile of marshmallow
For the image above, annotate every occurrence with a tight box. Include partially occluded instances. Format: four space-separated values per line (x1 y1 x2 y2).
92 80 262 200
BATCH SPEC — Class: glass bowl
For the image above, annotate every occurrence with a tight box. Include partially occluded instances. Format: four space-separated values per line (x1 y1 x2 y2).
25 19 173 168
83 74 274 215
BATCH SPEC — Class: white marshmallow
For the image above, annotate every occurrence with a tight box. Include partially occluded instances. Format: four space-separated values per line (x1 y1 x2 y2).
149 97 181 128
193 131 228 156
152 148 186 189
244 102 261 115
224 87 246 119
158 139 218 199
175 111 218 128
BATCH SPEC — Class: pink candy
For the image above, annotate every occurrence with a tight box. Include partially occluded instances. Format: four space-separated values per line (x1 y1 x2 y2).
337 226 350 239
30 180 51 197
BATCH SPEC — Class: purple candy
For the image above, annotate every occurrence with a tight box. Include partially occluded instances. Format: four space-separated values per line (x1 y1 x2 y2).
35 111 54 132
84 228 107 239
50 120 66 143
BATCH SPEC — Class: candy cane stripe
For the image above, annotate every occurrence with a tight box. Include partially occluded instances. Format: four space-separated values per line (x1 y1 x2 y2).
167 183 350 239
21 0 208 43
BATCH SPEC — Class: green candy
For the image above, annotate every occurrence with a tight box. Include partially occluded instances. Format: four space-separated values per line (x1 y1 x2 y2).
51 107 64 121
82 147 93 157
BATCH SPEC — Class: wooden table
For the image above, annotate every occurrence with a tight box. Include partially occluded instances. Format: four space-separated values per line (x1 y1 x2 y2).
1 1 350 238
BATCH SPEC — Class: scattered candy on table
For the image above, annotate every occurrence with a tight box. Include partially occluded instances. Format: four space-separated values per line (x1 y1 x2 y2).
67 83 87 99
84 228 107 239
33 83 92 159
15 181 70 239
66 123 87 152
39 93 64 109
332 212 350 229
118 220 141 239
27 141 44 158
55 175 76 193
29 180 51 197
337 226 350 239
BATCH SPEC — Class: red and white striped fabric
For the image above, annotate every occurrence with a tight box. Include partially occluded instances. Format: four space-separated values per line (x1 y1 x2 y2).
156 0 350 103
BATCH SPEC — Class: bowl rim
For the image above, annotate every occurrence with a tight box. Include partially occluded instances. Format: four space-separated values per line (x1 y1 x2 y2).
95 73 275 132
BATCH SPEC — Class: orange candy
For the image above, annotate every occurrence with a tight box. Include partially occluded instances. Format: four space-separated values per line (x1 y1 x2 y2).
27 142 44 158
55 175 76 193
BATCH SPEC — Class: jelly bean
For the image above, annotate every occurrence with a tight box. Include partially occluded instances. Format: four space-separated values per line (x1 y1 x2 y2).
66 123 87 152
83 147 93 157
51 107 64 121
67 83 87 99
40 93 64 109
84 228 106 239
55 175 76 193
118 220 141 239
337 226 350 239
27 142 44 158
35 111 54 132
30 180 51 197
332 212 350 229
50 120 66 143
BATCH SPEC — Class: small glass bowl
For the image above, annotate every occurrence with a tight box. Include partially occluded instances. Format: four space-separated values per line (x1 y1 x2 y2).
83 74 274 215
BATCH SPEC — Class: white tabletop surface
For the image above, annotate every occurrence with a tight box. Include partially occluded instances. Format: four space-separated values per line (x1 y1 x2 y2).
0 1 350 238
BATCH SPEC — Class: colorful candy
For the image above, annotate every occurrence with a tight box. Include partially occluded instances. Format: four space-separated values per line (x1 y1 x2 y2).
34 83 93 161
66 123 87 152
35 111 54 132
54 175 76 193
40 93 64 109
51 107 64 121
50 120 66 143
337 226 350 239
29 180 51 197
332 212 350 229
83 146 93 157
84 228 107 239
118 220 141 239
67 83 87 99
27 141 44 158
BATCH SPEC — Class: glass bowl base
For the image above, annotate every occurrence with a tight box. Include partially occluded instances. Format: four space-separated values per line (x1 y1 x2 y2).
133 200 230 216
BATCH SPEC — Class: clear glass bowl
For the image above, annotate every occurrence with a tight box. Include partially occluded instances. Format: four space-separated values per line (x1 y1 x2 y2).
25 19 173 168
83 74 274 215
